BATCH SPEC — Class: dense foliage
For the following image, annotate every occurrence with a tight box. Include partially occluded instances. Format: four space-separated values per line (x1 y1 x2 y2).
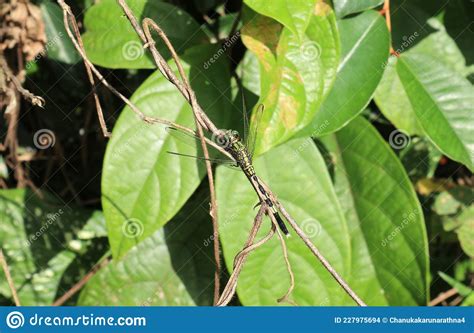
0 0 472 306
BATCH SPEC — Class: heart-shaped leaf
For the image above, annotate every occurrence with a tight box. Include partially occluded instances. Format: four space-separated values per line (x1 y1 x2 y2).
82 0 208 69
102 45 233 258
79 189 215 306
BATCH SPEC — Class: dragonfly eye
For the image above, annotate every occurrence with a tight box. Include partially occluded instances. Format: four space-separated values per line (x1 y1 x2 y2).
232 130 240 140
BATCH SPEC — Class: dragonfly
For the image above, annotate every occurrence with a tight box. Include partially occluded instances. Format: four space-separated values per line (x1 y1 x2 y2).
167 103 290 236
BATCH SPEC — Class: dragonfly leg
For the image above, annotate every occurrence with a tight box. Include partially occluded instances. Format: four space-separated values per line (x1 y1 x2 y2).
253 201 262 210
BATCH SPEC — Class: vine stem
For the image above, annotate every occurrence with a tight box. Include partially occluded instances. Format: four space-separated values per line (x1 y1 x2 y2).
278 204 367 306
141 17 221 304
53 257 110 306
381 0 397 55
0 249 21 306
428 288 458 306
217 205 275 306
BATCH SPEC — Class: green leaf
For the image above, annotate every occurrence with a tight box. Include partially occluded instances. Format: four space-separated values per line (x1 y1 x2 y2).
240 52 261 97
439 272 472 297
217 138 353 305
333 0 383 18
102 45 232 258
411 18 473 78
244 0 317 39
301 10 389 136
374 56 422 135
40 1 80 64
0 155 7 179
0 189 102 305
454 207 474 258
78 211 108 240
375 17 472 136
461 292 474 306
390 0 474 67
82 0 208 69
397 53 474 170
399 137 441 181
79 189 215 306
324 117 428 305
434 192 462 216
242 3 340 156
216 13 241 39
217 118 428 305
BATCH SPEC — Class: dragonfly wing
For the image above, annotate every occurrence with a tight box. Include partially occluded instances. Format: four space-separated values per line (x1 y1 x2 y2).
165 127 201 149
236 72 250 144
247 104 264 160
167 151 233 164
166 127 235 166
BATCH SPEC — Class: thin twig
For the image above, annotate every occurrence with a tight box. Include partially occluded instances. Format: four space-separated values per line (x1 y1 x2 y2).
142 18 222 304
428 288 458 306
68 10 110 137
0 54 45 107
0 249 21 306
53 257 110 306
381 0 396 55
117 0 218 134
278 204 367 306
56 0 231 160
275 228 296 305
217 205 275 306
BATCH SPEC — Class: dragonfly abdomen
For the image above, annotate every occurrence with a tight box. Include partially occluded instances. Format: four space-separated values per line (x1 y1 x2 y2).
250 175 289 235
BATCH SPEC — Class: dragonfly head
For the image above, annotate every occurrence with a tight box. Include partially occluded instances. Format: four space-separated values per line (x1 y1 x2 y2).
213 130 241 149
